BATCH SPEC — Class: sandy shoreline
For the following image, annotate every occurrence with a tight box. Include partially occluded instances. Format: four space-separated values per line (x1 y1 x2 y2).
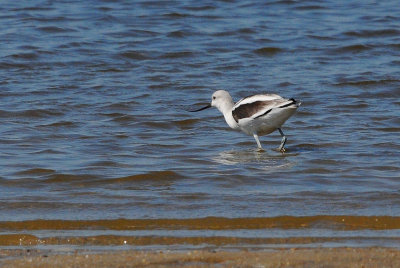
1 247 400 267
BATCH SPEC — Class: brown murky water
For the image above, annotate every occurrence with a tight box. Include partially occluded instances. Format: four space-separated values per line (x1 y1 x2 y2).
0 0 399 250
1 216 400 249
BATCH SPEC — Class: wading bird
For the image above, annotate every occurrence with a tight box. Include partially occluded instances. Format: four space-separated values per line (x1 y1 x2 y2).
191 90 300 152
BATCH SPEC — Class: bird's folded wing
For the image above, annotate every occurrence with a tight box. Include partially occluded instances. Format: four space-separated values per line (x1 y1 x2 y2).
234 94 282 107
232 97 295 122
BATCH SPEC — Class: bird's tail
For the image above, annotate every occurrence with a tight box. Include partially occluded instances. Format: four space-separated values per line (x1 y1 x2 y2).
289 98 301 107
279 98 301 109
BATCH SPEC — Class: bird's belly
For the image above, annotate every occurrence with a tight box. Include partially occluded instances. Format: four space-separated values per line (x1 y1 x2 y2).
238 107 297 136
239 121 276 136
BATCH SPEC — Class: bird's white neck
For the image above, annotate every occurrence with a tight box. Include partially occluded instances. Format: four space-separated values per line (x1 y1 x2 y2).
223 111 239 129
216 101 239 130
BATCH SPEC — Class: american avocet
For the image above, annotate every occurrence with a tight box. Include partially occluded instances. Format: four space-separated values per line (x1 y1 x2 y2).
191 90 300 152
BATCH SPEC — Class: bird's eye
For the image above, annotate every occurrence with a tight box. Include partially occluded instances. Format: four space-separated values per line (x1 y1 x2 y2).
213 96 216 100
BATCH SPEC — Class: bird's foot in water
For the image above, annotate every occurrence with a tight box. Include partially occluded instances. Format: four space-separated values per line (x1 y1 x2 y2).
273 147 286 153
256 147 265 152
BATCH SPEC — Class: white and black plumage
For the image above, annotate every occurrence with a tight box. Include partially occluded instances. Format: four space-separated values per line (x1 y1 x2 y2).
191 90 301 152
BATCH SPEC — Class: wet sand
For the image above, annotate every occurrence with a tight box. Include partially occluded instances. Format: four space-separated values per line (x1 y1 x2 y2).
1 248 400 267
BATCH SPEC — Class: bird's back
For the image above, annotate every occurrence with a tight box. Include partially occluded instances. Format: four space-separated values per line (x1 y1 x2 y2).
232 94 300 136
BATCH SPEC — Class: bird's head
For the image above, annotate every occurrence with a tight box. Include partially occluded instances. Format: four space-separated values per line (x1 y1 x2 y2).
190 90 233 114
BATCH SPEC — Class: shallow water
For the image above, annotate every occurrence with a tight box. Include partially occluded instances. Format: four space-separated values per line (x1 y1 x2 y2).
0 0 399 249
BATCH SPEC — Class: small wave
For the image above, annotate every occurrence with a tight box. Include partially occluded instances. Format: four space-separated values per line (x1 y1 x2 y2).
309 159 347 166
330 44 371 54
149 82 177 90
37 26 77 33
25 109 63 118
102 171 184 184
130 29 160 37
183 5 216 11
167 30 192 38
0 109 63 119
44 174 97 184
102 101 139 110
98 6 113 12
344 29 400 37
38 121 77 128
12 6 53 11
276 81 294 87
359 89 400 99
295 143 347 149
161 51 196 59
96 14 119 23
100 112 126 118
294 5 326 10
370 166 400 172
253 47 283 56
118 51 151 60
387 43 400 50
97 67 125 72
215 64 242 71
238 28 257 34
163 12 189 18
373 127 400 133
0 62 31 69
172 119 199 128
57 41 94 49
9 53 39 60
88 161 121 168
307 35 336 41
212 30 237 37
39 171 185 186
29 149 64 155
265 0 296 5
328 102 369 109
296 110 315 117
142 120 174 129
15 168 55 176
333 79 400 87
301 168 335 174
106 114 136 123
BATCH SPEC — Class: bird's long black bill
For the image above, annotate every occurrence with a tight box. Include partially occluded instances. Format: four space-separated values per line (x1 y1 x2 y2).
189 104 211 112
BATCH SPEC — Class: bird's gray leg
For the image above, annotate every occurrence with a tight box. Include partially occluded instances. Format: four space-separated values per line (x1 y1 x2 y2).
253 134 263 151
278 128 287 152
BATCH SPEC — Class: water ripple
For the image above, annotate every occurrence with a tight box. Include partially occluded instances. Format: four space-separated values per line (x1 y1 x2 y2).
0 0 399 247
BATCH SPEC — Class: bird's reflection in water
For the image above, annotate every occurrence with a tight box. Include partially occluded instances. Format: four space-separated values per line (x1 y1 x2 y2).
212 149 298 171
